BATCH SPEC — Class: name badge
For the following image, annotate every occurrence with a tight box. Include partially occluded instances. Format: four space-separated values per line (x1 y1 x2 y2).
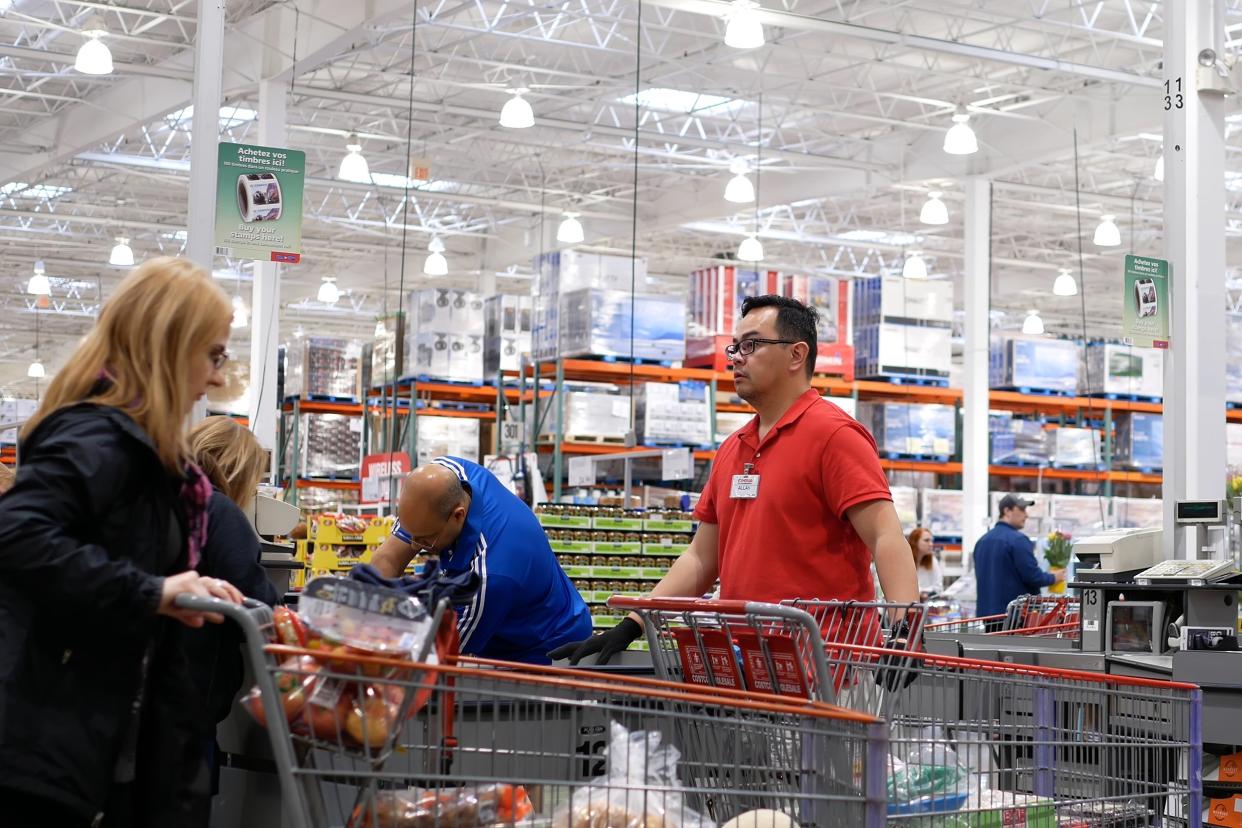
730 474 760 499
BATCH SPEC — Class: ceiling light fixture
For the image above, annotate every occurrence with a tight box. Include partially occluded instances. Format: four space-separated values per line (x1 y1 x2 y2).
1052 267 1079 297
317 277 340 304
942 109 978 155
1022 309 1045 335
1093 214 1121 247
1154 154 1165 182
109 236 134 267
737 233 764 262
337 133 371 184
499 89 534 129
920 191 949 225
74 16 113 75
902 251 928 279
723 158 755 204
27 260 50 296
424 237 448 276
231 295 248 329
557 212 584 244
724 0 765 49
28 306 43 379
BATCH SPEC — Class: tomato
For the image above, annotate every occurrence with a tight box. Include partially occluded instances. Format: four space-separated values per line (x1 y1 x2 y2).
344 686 394 748
272 606 308 647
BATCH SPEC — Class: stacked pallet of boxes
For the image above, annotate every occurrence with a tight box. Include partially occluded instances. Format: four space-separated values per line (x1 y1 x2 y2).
858 400 956 459
989 410 1051 466
528 389 632 444
283 338 365 500
990 336 1080 394
852 275 953 382
684 266 852 375
635 381 712 447
286 337 362 400
1113 411 1163 471
536 503 693 643
404 288 486 383
300 514 396 579
483 294 533 377
1082 342 1163 400
533 251 684 363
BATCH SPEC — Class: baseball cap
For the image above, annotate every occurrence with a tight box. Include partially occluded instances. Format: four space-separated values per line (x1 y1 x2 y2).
998 494 1033 513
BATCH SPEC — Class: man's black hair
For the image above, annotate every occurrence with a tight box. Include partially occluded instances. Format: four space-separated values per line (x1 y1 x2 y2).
739 294 818 378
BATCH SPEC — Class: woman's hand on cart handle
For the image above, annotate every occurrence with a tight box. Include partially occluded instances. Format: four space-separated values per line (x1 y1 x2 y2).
161 571 243 627
548 617 643 666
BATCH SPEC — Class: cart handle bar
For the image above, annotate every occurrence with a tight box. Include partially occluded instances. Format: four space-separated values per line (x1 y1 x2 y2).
262 644 881 726
609 596 1200 692
990 621 1079 637
923 613 1005 629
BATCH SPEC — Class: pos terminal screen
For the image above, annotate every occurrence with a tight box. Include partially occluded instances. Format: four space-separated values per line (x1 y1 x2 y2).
1110 604 1154 653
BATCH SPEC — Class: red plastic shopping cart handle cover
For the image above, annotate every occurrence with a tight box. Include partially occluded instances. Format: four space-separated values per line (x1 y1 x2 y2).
608 596 761 613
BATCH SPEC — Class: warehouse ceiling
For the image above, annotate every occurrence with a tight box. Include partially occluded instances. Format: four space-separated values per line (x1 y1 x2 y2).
0 0 1239 395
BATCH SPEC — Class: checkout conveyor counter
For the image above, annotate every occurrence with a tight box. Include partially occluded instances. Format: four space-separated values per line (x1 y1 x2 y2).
924 519 1242 744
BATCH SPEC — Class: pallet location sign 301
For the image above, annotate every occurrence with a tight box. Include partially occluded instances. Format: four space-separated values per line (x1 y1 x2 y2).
1122 255 1170 349
215 142 305 263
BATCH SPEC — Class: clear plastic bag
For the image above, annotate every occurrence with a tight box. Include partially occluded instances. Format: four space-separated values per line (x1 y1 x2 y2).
886 728 970 808
347 783 534 828
552 722 714 828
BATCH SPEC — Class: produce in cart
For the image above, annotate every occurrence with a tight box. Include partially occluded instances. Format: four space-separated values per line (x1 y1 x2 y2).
347 783 534 828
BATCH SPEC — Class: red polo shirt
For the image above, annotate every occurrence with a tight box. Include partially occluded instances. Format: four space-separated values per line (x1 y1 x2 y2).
695 389 892 603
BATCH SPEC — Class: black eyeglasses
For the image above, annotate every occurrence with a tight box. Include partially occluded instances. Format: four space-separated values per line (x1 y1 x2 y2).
210 349 231 370
724 337 796 359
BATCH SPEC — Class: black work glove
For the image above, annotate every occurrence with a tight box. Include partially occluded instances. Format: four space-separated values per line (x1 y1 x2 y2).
875 619 919 691
548 618 642 666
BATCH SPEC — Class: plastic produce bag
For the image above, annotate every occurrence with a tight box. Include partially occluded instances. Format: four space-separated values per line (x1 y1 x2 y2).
347 783 534 828
886 729 969 813
552 722 714 828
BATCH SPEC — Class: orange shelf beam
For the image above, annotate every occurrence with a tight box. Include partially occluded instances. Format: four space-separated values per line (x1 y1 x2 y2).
282 400 363 415
541 441 716 462
292 478 361 490
880 458 963 474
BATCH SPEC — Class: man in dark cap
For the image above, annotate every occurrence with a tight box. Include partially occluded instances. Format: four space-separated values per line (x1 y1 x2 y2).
973 494 1064 629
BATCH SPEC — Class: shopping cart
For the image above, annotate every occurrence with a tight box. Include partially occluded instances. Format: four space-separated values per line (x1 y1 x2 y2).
923 595 1081 641
611 596 1202 826
179 595 889 828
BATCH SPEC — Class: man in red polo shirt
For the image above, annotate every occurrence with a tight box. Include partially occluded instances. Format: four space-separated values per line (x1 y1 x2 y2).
551 295 919 664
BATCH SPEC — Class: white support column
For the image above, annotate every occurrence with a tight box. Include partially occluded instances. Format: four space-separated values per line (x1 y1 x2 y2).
248 79 286 470
184 0 226 267
961 178 992 569
1163 0 1228 559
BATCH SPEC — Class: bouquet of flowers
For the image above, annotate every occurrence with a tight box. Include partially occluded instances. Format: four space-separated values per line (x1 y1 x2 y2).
1044 530 1073 569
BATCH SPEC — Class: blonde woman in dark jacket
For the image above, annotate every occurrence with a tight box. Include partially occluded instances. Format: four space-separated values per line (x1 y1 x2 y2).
0 257 244 827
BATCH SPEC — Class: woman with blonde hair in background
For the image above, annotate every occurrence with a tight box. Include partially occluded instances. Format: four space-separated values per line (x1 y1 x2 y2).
0 257 244 828
908 527 943 598
186 416 279 795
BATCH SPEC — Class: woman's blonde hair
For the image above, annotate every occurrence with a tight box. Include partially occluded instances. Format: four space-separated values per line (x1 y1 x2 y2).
22 257 231 471
189 417 268 508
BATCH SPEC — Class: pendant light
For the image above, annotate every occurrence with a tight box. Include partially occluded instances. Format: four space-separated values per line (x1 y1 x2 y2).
723 158 755 204
557 212 584 244
317 277 340 304
920 191 949 225
1022 309 1045 335
1052 268 1078 297
736 93 764 263
942 109 978 155
1093 214 1121 247
724 0 764 49
109 236 134 267
27 260 50 297
1154 154 1165 182
28 306 43 378
499 89 534 129
902 251 928 279
74 16 113 75
423 237 448 276
337 133 370 183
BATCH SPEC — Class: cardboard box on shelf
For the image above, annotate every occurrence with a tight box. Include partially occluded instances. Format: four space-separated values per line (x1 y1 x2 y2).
858 402 956 457
414 416 480 466
822 396 856 419
854 323 951 379
714 411 752 443
1082 343 1163 399
989 411 1051 465
484 294 533 375
556 288 686 362
1113 411 1162 469
687 265 781 337
990 336 1080 394
285 413 362 477
635 381 712 446
891 485 919 532
1112 497 1162 529
921 489 964 538
1049 494 1108 536
852 274 954 327
530 391 632 441
284 337 362 399
1050 426 1102 467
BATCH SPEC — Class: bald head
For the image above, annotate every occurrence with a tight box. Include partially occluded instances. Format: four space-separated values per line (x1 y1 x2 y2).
397 463 471 553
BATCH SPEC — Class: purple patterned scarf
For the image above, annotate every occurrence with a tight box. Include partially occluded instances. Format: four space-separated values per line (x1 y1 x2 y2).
180 462 212 569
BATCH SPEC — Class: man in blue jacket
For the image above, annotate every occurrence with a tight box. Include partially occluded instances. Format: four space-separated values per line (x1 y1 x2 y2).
370 456 592 663
974 494 1064 628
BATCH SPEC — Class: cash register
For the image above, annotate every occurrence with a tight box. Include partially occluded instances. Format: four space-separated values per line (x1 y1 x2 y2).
1072 527 1163 581
247 492 304 596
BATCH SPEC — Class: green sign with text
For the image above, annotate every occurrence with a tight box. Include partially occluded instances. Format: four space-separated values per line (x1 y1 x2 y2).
1122 254 1169 349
